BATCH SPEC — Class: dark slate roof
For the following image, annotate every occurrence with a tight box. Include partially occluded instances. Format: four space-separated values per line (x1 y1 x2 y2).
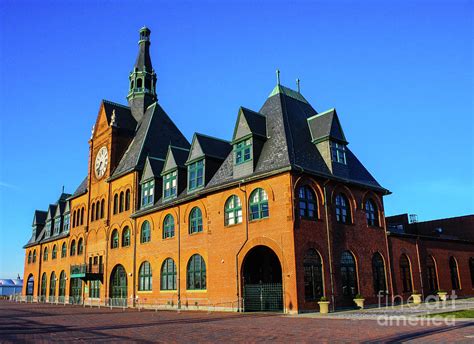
170 146 190 168
70 177 88 199
237 107 267 140
188 133 232 162
307 108 347 143
46 204 57 220
57 193 72 202
111 102 190 179
102 100 137 132
141 156 165 182
33 210 47 226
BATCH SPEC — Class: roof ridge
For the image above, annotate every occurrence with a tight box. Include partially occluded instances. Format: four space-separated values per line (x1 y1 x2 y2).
170 145 190 151
195 132 230 143
240 106 266 118
148 156 165 161
308 108 335 120
102 99 130 109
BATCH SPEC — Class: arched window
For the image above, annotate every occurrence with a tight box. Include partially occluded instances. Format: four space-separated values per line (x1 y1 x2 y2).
125 189 130 211
100 199 105 218
161 258 177 290
140 221 151 243
111 229 119 249
372 253 386 294
137 78 143 88
72 210 76 227
61 242 67 258
49 272 56 301
189 207 203 234
304 249 323 300
59 271 66 300
52 245 57 259
470 257 474 288
70 240 76 256
249 188 269 221
95 201 100 221
224 195 242 226
43 247 48 261
130 80 134 90
40 273 47 298
113 194 118 214
33 250 36 263
28 251 32 264
163 215 175 239
119 192 124 212
80 207 84 225
341 251 357 296
335 194 351 224
122 227 130 247
400 254 412 292
365 199 379 226
426 256 438 293
77 238 83 255
449 256 460 290
91 203 95 221
138 261 152 291
187 254 206 290
298 186 317 219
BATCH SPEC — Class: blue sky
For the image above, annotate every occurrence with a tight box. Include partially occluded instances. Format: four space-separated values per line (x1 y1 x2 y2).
0 0 472 279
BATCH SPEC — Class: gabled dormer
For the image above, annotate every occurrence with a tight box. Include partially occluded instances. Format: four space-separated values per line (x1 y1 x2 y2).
53 203 62 236
44 204 57 239
140 156 164 209
231 107 267 178
186 133 232 193
31 210 47 242
307 108 349 175
63 201 70 234
161 145 189 201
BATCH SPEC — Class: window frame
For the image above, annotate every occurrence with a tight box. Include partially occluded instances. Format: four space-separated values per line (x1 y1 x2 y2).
111 229 119 249
140 221 151 243
298 185 318 220
224 195 243 226
141 179 155 208
330 141 347 164
249 188 269 221
61 242 67 258
189 207 203 234
340 251 358 296
365 199 379 227
304 249 324 301
335 193 351 224
449 256 461 290
400 254 413 293
122 227 130 247
234 138 252 165
161 258 177 291
186 254 206 290
188 159 204 191
372 253 387 295
163 170 178 200
138 261 152 291
163 214 175 239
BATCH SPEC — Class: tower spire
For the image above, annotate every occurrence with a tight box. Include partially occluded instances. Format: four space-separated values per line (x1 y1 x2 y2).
127 26 157 122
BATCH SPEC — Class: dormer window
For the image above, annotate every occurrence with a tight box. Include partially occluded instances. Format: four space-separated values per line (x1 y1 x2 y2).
163 171 177 199
54 218 61 235
45 222 51 237
235 138 252 165
330 141 347 164
188 159 204 191
63 214 70 233
141 180 155 208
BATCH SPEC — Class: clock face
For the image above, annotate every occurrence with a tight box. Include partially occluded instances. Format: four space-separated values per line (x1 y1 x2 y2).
94 146 108 179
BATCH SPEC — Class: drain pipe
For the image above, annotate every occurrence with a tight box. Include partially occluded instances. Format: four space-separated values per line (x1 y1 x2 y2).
235 181 249 312
177 206 181 309
323 181 336 312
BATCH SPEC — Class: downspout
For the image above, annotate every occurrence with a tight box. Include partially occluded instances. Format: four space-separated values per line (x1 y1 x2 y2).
236 181 249 312
415 237 424 298
177 205 181 309
323 181 336 312
132 172 138 307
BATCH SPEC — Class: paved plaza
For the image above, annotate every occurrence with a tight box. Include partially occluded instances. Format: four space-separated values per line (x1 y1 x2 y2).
1 301 474 343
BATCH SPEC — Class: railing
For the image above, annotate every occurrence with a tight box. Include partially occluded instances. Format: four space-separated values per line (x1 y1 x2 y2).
70 264 104 276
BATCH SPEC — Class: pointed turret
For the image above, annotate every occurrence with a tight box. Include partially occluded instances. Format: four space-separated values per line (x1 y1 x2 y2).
127 26 157 122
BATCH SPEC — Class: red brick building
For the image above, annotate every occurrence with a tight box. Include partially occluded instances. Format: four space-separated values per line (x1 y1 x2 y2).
22 27 474 313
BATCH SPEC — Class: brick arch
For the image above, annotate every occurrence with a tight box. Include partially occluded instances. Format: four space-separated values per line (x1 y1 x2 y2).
156 208 179 230
183 200 208 224
237 237 287 276
248 182 275 202
330 184 357 210
337 248 361 293
112 184 133 195
293 177 325 219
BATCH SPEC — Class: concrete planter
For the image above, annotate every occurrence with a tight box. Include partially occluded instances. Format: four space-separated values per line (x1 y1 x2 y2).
411 294 422 304
318 301 330 314
437 292 448 301
353 298 365 309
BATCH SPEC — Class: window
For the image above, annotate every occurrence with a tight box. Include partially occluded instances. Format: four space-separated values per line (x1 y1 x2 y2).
235 138 252 164
122 227 130 247
426 256 438 293
80 207 84 225
163 171 177 199
335 193 351 224
61 243 67 258
141 180 155 207
470 258 474 288
224 195 242 226
139 261 152 291
49 272 56 300
119 192 124 212
89 280 100 298
249 188 269 221
125 190 130 211
330 141 346 164
70 240 76 256
91 203 95 221
63 214 70 233
341 251 357 296
161 258 177 290
111 229 119 249
187 254 206 290
77 238 83 255
54 218 61 235
298 186 317 219
449 256 460 290
33 250 36 263
100 199 105 218
188 160 204 191
304 249 324 301
28 251 32 264
40 273 47 298
372 253 386 294
189 207 203 234
95 201 100 220
72 210 76 227
140 221 151 243
43 247 48 261
163 215 175 239
137 78 143 88
400 254 412 293
365 199 378 226
113 194 118 214
59 271 66 299
52 245 57 259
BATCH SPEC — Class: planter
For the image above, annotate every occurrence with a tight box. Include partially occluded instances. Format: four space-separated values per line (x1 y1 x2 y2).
353 298 365 309
437 292 448 301
318 301 330 314
411 294 422 304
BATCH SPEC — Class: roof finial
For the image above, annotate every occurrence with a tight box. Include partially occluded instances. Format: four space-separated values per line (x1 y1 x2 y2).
276 69 281 85
296 78 300 93
111 109 117 127
62 185 64 193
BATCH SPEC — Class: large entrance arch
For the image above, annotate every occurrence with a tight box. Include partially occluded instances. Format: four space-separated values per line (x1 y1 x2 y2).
242 245 283 312
110 265 127 306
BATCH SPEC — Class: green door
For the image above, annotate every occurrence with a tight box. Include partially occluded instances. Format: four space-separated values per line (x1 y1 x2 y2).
69 278 82 304
110 265 127 307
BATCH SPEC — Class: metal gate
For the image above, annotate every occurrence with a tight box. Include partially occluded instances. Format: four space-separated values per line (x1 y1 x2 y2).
110 265 127 307
244 283 283 312
69 278 82 305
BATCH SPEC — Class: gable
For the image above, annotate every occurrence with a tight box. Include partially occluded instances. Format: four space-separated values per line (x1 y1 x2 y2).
187 135 205 163
162 147 178 174
233 109 252 142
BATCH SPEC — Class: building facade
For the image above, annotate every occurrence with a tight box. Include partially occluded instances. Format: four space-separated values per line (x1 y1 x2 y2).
22 27 474 313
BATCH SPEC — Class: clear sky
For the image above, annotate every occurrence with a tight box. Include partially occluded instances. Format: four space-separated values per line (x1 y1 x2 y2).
0 0 472 279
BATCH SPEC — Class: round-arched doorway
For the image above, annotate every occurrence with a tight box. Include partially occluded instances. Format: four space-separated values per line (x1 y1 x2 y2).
26 274 34 300
110 265 127 306
241 245 283 312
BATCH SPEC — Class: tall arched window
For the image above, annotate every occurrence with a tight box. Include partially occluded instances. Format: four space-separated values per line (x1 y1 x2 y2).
111 229 119 249
43 247 49 261
340 251 357 296
335 193 351 224
49 272 56 301
304 249 323 300
80 207 84 225
100 199 105 218
125 189 130 211
113 194 118 214
137 78 143 88
298 186 317 219
70 240 76 256
400 254 412 292
33 250 36 263
72 210 76 227
426 256 438 293
59 271 66 301
189 207 203 234
449 256 460 290
372 253 386 294
119 192 124 213
40 273 47 299
161 258 177 290
52 245 57 259
122 227 130 247
365 199 379 226
28 251 32 264
91 203 95 221
249 188 269 221
77 238 83 255
61 242 67 258
187 254 206 290
163 215 175 239
140 221 151 243
470 257 474 288
95 201 100 221
224 195 242 226
138 261 152 291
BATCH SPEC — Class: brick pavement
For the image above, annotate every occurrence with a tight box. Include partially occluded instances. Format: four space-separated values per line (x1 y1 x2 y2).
0 301 473 343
